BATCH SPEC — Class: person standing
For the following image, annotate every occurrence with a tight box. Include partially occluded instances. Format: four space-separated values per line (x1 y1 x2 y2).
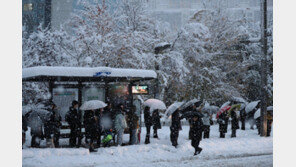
28 111 43 148
127 106 139 145
170 109 181 147
240 109 247 130
65 100 82 147
230 108 239 138
202 109 211 139
114 104 127 146
217 111 228 138
266 110 273 137
152 109 161 138
44 102 62 148
144 106 152 144
191 115 204 156
84 109 98 152
22 115 28 148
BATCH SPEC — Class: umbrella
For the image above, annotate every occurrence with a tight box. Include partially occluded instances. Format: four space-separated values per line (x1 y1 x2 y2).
245 100 260 113
165 102 184 117
216 105 231 119
143 99 166 112
203 102 219 115
267 106 273 111
179 99 201 113
80 100 107 110
254 108 261 119
181 111 204 119
220 101 230 110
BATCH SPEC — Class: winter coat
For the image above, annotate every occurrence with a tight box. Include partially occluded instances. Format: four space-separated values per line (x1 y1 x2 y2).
191 117 204 141
202 112 211 126
22 115 28 132
171 111 181 131
65 107 81 130
152 110 161 129
114 113 127 132
144 109 152 127
230 110 239 130
83 110 100 138
217 112 228 133
240 109 247 120
28 112 43 136
127 112 139 130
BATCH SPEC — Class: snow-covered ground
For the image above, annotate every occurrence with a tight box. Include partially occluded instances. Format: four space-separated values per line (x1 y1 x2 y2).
23 125 273 167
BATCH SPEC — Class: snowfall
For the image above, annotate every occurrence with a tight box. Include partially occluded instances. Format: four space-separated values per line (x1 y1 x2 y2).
22 124 273 167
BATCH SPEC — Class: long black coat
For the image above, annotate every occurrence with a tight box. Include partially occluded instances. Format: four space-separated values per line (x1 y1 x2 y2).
230 110 239 130
171 111 181 131
83 110 100 139
144 109 152 127
65 107 81 130
152 110 161 129
218 112 228 133
191 117 204 141
44 109 62 137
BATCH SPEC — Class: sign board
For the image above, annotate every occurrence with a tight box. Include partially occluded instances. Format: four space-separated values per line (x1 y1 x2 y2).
132 85 149 94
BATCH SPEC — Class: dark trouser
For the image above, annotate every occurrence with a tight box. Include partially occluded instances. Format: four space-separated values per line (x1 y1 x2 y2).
220 131 225 138
191 138 202 154
256 119 261 135
267 120 272 136
69 128 81 147
153 126 158 138
170 127 179 147
203 125 210 139
219 124 227 138
231 129 236 137
97 130 101 148
189 128 192 140
145 125 151 144
241 119 245 130
31 134 42 147
53 130 60 147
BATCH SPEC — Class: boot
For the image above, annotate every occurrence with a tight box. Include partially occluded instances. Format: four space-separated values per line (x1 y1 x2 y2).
144 136 150 144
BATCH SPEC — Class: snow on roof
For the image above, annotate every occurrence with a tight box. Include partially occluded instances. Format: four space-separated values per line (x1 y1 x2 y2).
22 66 157 80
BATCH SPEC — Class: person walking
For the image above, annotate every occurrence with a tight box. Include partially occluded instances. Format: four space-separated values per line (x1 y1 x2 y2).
170 109 181 147
65 100 82 147
114 104 127 146
152 109 161 138
190 114 204 156
144 106 152 144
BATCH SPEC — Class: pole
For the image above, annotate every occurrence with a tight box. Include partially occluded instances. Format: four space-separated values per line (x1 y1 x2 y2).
260 0 268 136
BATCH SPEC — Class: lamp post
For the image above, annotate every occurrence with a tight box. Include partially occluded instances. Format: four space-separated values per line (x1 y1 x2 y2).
260 0 268 137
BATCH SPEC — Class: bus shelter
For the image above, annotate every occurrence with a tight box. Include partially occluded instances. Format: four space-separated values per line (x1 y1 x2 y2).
22 66 157 122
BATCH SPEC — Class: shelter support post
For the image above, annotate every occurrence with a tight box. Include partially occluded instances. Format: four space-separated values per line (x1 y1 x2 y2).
128 82 134 108
49 81 54 102
78 82 82 106
105 81 109 103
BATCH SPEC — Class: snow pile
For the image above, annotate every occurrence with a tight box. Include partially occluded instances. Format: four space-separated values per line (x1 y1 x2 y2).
22 66 157 79
23 125 272 167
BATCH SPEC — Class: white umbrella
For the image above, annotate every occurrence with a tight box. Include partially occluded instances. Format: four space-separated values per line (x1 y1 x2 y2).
179 98 200 111
80 100 107 110
245 100 260 113
267 106 273 111
220 101 230 110
254 108 261 119
143 99 166 112
165 102 184 117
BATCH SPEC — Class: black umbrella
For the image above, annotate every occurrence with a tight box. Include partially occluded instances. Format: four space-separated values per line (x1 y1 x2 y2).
181 111 204 119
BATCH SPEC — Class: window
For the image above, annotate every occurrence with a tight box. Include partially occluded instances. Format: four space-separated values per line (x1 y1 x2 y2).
23 3 33 11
